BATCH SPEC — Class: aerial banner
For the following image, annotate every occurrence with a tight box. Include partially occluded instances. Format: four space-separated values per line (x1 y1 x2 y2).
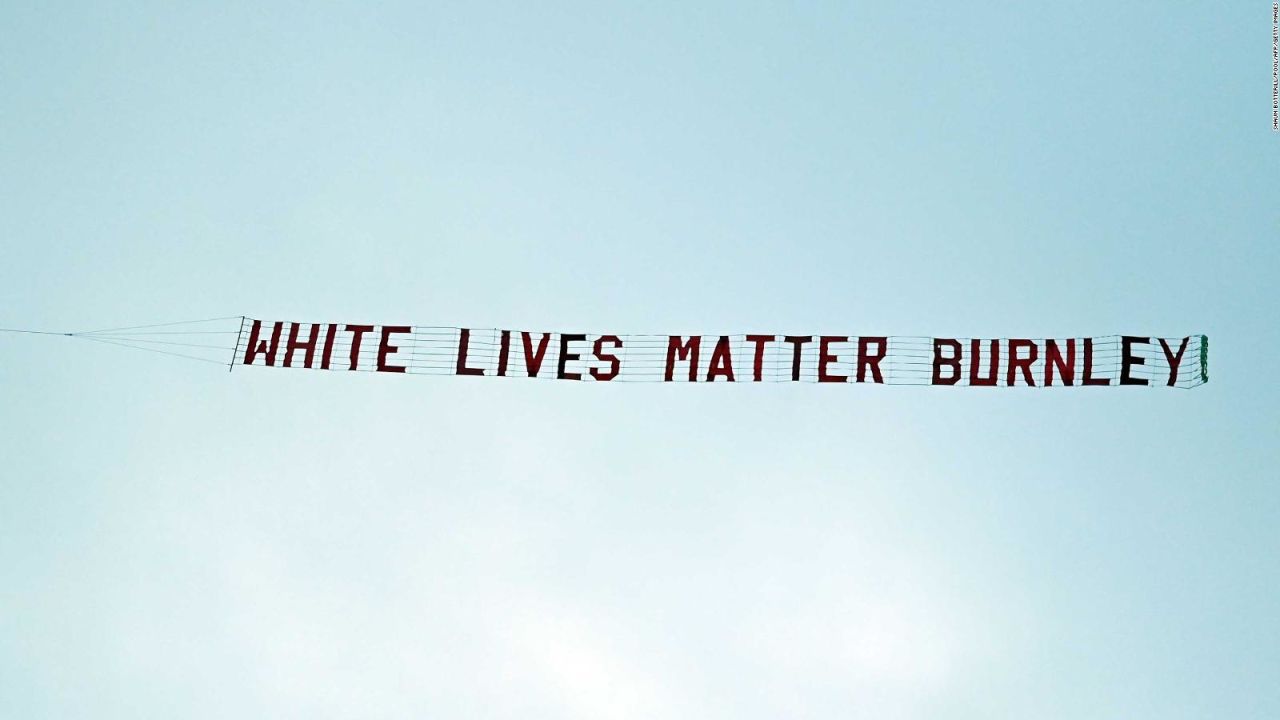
233 319 1209 388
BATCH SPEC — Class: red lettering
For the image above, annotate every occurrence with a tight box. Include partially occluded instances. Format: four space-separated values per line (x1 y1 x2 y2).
665 336 701 382
817 336 848 383
379 325 411 373
932 338 961 385
1082 338 1111 385
857 336 887 383
455 328 485 376
497 330 511 376
1044 338 1075 386
345 324 374 371
969 339 999 386
320 324 339 370
1159 337 1190 386
1120 336 1150 386
242 320 283 366
591 335 622 381
706 336 735 382
1007 339 1037 386
283 322 320 368
522 332 552 377
557 333 585 380
746 335 774 382
784 336 812 381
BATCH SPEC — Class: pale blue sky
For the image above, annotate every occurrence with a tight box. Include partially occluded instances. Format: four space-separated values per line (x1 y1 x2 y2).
1 2 1277 718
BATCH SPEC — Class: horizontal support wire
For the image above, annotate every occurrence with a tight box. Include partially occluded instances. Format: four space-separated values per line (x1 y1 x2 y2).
74 316 244 335
76 335 230 365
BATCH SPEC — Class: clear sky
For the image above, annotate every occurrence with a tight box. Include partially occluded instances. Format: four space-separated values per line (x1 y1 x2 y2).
1 2 1277 718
